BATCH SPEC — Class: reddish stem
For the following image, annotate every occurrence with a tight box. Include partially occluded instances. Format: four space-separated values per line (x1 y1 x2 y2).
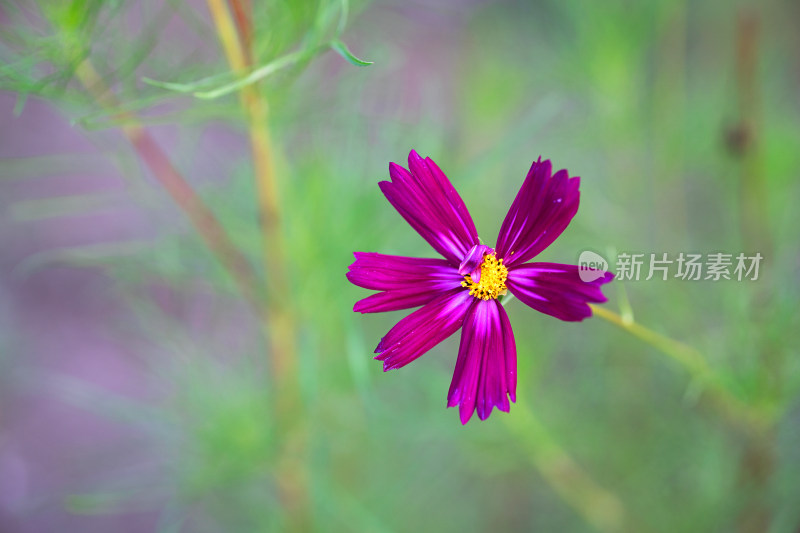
128 128 265 313
74 61 265 317
228 0 253 65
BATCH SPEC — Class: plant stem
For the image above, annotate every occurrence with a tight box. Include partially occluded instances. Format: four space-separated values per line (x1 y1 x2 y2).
590 304 710 378
733 10 771 259
591 302 778 531
204 0 295 379
731 11 776 532
73 60 265 316
228 0 253 64
505 405 641 533
205 1 306 528
589 304 769 434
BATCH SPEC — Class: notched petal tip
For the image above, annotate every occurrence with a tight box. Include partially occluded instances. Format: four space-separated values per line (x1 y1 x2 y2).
448 299 517 425
565 307 593 322
507 262 614 322
496 158 581 266
379 152 480 265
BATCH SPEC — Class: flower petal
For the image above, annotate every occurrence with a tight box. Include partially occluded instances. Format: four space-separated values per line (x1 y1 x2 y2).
495 158 580 267
374 288 472 371
380 151 479 265
347 252 463 313
448 299 517 425
458 243 493 283
506 262 614 322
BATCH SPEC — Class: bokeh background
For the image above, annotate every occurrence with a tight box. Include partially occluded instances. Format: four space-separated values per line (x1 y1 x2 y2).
1 0 799 531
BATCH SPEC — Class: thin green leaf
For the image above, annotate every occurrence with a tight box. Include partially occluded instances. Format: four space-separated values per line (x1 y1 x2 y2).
141 69 235 93
329 39 372 67
192 48 313 100
144 47 315 100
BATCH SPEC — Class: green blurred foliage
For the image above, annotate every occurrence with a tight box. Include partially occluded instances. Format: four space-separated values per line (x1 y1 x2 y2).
2 0 800 532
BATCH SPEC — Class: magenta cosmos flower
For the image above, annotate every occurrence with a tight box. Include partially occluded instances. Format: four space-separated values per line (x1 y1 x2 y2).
347 151 613 424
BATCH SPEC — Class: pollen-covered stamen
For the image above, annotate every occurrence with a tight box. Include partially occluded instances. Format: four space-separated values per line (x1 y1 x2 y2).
461 253 508 300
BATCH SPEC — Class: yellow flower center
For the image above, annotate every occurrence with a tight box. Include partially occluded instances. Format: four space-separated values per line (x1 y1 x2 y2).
461 253 508 300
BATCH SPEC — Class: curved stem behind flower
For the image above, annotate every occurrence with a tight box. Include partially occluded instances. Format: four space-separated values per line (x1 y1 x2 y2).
589 304 771 434
590 304 710 377
505 405 642 533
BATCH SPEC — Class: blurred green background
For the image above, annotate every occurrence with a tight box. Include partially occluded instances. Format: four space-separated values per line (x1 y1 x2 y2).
1 0 799 532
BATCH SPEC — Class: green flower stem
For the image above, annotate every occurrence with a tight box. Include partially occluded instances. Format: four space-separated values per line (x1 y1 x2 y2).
589 304 771 434
205 1 307 529
505 404 640 533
